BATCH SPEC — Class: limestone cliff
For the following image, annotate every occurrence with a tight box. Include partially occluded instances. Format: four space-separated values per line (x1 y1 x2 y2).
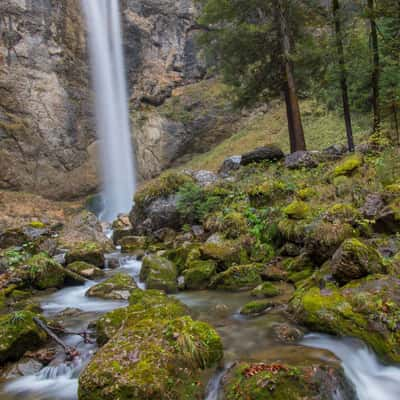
0 0 232 197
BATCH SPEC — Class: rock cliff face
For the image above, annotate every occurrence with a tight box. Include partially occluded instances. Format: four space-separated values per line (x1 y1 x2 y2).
0 0 97 199
0 0 227 197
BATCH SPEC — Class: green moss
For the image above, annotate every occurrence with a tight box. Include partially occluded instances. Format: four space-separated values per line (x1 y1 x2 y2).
65 241 105 267
333 154 363 177
134 172 193 211
296 187 315 200
288 269 314 285
327 203 360 221
201 239 248 268
80 314 222 400
183 260 217 290
290 276 400 362
86 273 137 300
67 261 105 279
24 253 66 290
251 282 280 298
97 289 187 345
282 201 310 220
240 299 274 316
223 361 353 400
210 264 263 291
0 311 47 363
209 211 249 239
29 221 46 229
119 236 147 253
140 255 178 293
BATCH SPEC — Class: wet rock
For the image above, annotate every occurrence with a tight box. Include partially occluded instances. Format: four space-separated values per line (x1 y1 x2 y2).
290 275 400 362
67 262 105 280
119 236 147 253
272 323 304 343
80 290 222 400
0 311 47 364
331 238 385 285
65 241 106 268
183 260 217 290
140 254 178 293
223 361 356 400
240 299 277 316
153 228 176 244
4 357 43 378
210 264 263 291
251 282 281 298
111 214 133 245
241 145 284 165
284 151 319 169
86 273 137 300
219 155 242 177
96 289 188 346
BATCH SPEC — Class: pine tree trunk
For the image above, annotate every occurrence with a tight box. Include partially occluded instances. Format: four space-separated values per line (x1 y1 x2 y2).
277 0 306 152
368 0 380 132
332 0 355 152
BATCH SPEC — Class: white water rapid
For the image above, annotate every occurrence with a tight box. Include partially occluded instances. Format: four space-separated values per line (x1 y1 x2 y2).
302 333 400 400
82 0 136 221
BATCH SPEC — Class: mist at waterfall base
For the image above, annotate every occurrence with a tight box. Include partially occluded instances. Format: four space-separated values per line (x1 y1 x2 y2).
82 0 136 222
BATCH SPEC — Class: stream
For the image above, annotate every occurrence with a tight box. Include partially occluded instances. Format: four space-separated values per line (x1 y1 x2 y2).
1 252 400 400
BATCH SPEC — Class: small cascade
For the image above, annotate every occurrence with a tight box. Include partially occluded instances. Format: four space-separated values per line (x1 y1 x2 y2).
82 0 136 221
302 333 400 400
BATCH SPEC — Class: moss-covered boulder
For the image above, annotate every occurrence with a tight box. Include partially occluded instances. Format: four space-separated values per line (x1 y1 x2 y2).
210 264 263 291
331 238 385 285
14 253 85 290
96 289 187 346
333 154 363 177
79 316 223 400
67 261 105 280
375 198 400 234
240 299 276 316
0 311 47 363
223 361 355 400
86 273 137 300
251 282 281 298
119 236 147 253
283 200 310 220
201 239 248 270
290 275 400 362
183 260 217 290
140 255 178 293
65 241 105 268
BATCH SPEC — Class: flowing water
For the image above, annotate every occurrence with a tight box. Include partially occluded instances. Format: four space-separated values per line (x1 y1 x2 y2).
82 0 136 221
1 252 400 399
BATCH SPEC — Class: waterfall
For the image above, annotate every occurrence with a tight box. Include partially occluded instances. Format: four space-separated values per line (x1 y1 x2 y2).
82 0 136 221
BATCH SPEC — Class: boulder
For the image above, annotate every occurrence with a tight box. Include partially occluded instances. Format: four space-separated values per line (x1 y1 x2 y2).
190 170 219 187
333 154 363 177
322 143 347 159
15 253 85 290
223 361 355 400
140 255 178 293
210 264 263 291
65 241 106 268
67 261 105 280
183 260 217 290
241 145 284 165
375 199 400 234
218 155 242 177
251 282 280 298
284 151 319 169
86 273 137 300
96 289 187 346
119 236 147 253
0 311 47 363
361 193 384 219
282 200 310 220
290 275 400 362
240 299 277 316
331 238 385 285
79 292 222 400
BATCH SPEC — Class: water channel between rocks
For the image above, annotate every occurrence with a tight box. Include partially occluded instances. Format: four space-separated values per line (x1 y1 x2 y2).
1 251 400 400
